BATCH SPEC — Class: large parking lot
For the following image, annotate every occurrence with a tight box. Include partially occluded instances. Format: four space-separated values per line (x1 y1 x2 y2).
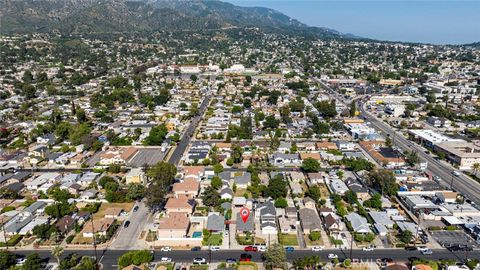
431 230 478 248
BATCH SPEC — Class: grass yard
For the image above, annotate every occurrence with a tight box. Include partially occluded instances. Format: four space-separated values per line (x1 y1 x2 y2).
190 265 209 270
71 234 94 245
203 233 223 246
305 235 324 246
237 262 258 270
93 202 135 218
278 233 298 246
156 263 174 270
318 184 331 198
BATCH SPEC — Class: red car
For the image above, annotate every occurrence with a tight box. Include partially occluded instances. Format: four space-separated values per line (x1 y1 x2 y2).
244 246 258 252
240 254 252 262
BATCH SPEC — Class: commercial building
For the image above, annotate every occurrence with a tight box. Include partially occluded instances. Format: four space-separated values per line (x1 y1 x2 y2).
408 130 464 148
434 141 480 170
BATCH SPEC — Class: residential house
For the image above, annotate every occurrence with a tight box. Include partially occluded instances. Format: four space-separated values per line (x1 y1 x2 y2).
172 179 200 198
157 212 190 238
81 218 114 238
298 208 322 234
236 212 254 233
164 197 195 215
125 168 145 184
346 212 372 233
270 153 301 167
206 213 225 232
234 172 251 189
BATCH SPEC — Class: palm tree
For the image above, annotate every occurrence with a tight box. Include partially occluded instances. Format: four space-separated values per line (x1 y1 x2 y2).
51 245 64 265
473 163 480 176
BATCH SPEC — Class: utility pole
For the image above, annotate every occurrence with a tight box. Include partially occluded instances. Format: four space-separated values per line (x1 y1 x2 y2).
2 223 8 250
349 234 353 260
90 216 99 270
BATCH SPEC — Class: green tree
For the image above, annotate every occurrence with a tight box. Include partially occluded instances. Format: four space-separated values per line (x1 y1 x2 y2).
22 253 43 270
232 144 243 164
274 197 288 208
385 136 393 148
211 176 222 190
301 158 320 173
263 115 280 129
22 83 36 99
126 183 146 201
202 186 221 207
349 102 357 117
400 230 413 244
117 250 153 269
263 243 287 270
0 250 16 269
213 163 224 174
405 151 421 167
144 124 168 145
51 246 64 265
366 169 398 196
264 175 287 199
305 186 321 202
145 162 177 209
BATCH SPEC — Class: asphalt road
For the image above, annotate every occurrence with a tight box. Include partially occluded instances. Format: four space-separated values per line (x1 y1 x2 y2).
167 94 212 166
358 102 480 205
10 249 478 270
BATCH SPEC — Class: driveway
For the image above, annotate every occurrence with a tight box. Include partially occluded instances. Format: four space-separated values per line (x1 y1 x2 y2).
110 201 152 250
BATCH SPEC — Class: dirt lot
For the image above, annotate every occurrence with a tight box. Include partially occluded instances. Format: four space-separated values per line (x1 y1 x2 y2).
93 202 135 218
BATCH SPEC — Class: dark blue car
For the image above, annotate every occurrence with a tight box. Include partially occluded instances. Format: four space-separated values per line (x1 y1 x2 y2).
285 246 295 252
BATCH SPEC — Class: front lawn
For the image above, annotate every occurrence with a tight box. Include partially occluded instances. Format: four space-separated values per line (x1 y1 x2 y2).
278 233 298 246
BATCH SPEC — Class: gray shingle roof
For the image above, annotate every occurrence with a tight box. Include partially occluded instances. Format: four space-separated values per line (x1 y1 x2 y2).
207 214 225 231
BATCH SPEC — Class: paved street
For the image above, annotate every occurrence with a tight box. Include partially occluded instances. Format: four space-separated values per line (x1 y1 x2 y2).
168 94 212 166
358 102 480 205
10 248 479 270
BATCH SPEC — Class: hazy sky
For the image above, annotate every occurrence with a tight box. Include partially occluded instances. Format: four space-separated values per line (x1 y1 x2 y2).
227 0 480 45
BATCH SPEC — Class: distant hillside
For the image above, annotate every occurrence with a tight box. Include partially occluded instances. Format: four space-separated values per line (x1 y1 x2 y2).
0 0 345 38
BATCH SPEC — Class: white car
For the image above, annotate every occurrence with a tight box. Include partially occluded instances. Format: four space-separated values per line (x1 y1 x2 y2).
193 258 206 264
362 246 374 251
15 258 26 265
257 246 267 252
328 254 338 259
160 247 172 252
452 171 461 177
160 257 172 263
311 246 323 252
209 246 220 251
420 248 433 255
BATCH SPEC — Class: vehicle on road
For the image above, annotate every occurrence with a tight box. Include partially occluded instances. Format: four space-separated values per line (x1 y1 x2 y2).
193 258 206 264
404 246 417 251
311 246 323 252
209 246 220 251
328 254 338 259
285 246 295 252
244 246 258 252
240 254 252 262
226 258 237 263
420 248 433 255
433 176 440 181
160 257 172 263
452 171 461 177
15 258 26 265
123 220 130 228
362 246 374 251
133 206 139 212
191 246 201 251
160 247 172 252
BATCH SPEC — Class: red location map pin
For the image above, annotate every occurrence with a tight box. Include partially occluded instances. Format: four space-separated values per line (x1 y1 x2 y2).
240 207 250 223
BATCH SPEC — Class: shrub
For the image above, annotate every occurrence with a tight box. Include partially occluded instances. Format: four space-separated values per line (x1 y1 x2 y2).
66 235 75 244
118 250 153 269
309 231 321 241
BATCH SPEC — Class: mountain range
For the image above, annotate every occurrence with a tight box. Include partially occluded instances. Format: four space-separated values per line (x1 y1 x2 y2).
0 0 347 38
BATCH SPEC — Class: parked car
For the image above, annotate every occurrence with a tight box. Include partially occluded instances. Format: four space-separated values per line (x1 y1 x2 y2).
405 246 417 251
15 258 26 265
160 247 172 252
328 254 338 259
244 246 258 252
210 246 220 251
257 246 267 252
193 258 206 264
362 246 374 251
160 257 172 263
191 246 201 251
133 206 139 212
123 221 130 228
311 246 323 252
285 246 295 252
226 258 237 263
